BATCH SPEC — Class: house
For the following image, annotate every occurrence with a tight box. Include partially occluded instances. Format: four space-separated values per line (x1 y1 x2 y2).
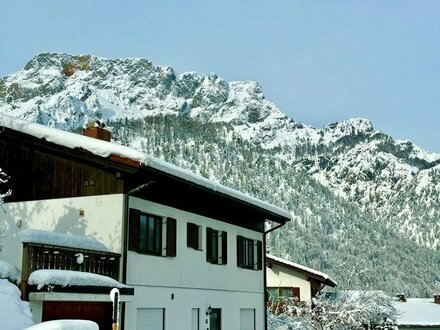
0 114 291 330
266 254 337 303
395 294 440 329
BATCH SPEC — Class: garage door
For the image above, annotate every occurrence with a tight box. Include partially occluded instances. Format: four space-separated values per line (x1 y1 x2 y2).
42 301 112 330
240 308 255 330
137 308 164 330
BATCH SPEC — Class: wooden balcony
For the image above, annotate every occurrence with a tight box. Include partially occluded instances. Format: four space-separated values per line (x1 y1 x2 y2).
21 242 121 299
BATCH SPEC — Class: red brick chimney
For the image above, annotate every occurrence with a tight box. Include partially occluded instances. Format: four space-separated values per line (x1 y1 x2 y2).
83 121 111 142
434 294 440 304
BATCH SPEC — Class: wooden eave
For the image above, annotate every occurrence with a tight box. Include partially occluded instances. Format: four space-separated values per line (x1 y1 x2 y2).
1 126 289 231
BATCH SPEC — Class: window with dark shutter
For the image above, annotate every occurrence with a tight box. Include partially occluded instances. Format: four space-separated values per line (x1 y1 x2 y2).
256 240 263 270
237 235 262 271
128 209 175 257
292 287 301 300
187 222 201 250
221 231 227 264
237 235 244 267
128 208 140 251
187 223 196 248
206 228 226 265
166 217 177 257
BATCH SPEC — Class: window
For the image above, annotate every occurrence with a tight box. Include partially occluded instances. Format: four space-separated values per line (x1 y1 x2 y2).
187 222 202 250
129 208 176 257
191 308 199 330
136 308 164 330
240 308 255 330
237 236 262 270
206 228 227 265
267 287 301 301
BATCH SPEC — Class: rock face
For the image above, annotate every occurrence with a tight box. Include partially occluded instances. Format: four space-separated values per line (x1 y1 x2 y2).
1 53 440 295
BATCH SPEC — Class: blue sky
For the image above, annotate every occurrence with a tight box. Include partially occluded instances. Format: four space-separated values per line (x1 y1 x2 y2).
1 1 439 152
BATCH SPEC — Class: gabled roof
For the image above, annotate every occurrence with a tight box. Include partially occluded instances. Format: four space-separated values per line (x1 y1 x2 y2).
395 298 440 326
266 254 337 287
0 114 291 223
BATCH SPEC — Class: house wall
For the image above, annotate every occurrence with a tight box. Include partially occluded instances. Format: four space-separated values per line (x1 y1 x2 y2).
125 197 265 330
266 263 312 301
0 194 124 271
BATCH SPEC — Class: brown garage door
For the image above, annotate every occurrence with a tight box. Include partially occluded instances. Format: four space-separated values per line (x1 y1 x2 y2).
43 301 113 329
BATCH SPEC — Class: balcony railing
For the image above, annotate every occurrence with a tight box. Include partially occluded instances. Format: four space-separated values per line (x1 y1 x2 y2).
21 242 121 298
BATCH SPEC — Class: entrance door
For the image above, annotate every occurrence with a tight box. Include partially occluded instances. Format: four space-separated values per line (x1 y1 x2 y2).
209 308 221 330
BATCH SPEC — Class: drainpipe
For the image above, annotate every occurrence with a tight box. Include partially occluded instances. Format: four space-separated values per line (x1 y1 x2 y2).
263 221 286 330
120 181 154 330
122 181 155 284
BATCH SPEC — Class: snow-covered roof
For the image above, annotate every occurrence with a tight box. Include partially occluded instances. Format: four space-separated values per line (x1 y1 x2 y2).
395 298 440 326
28 269 127 290
0 113 291 222
18 229 110 252
266 254 337 287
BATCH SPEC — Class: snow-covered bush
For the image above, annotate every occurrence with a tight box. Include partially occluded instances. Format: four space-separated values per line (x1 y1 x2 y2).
268 291 398 330
0 167 12 212
0 279 34 330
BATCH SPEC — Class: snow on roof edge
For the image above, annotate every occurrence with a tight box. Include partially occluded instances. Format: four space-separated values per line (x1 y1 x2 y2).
0 113 291 221
18 229 111 253
267 254 337 287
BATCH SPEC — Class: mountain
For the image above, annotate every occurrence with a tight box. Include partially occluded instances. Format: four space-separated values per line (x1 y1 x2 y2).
1 53 439 296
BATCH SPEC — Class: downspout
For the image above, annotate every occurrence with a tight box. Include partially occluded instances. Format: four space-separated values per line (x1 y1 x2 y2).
122 180 155 283
121 180 155 330
263 221 285 330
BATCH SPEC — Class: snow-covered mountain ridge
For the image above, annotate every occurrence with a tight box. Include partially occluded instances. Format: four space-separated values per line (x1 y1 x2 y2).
1 53 439 249
1 53 440 295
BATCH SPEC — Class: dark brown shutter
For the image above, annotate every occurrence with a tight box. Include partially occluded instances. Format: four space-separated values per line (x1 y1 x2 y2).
187 223 196 248
166 217 177 257
221 231 227 265
256 240 263 270
292 287 301 300
237 235 244 267
128 208 140 251
206 227 212 262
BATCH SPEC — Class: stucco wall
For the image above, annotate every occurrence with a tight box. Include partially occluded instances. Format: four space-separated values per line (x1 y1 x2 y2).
126 197 265 329
266 263 312 301
0 194 124 271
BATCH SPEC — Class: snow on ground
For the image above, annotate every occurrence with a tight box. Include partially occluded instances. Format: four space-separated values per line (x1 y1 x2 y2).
0 279 34 330
28 269 127 289
18 228 110 252
23 320 99 330
395 298 440 326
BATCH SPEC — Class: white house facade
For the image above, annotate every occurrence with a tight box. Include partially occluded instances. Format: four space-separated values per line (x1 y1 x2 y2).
0 114 291 330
